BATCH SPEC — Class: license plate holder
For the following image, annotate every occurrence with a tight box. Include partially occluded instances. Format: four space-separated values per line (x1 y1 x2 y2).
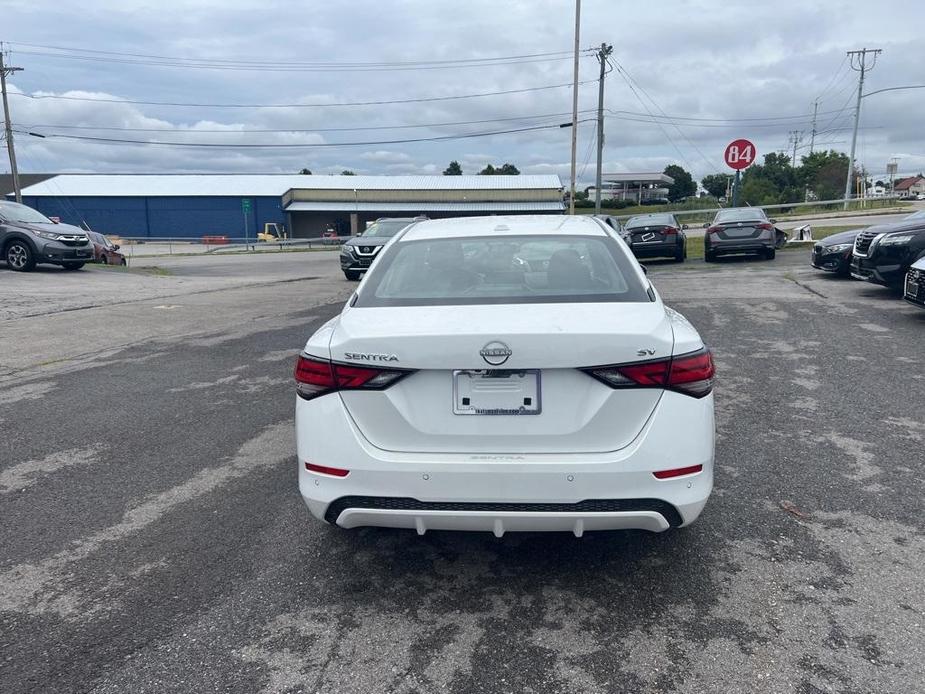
453 369 541 415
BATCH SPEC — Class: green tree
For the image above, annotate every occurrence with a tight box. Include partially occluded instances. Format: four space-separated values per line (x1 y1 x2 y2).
443 160 463 175
663 164 696 201
798 150 852 200
701 173 729 199
341 170 356 176
740 177 779 206
299 168 312 175
478 163 520 175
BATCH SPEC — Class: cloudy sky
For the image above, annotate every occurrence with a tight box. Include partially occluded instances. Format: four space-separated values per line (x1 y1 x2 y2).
2 0 922 184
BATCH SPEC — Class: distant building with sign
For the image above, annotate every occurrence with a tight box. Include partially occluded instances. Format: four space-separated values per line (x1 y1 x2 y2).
585 172 674 204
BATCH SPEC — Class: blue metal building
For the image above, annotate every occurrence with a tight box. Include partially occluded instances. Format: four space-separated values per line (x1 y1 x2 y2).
12 173 565 239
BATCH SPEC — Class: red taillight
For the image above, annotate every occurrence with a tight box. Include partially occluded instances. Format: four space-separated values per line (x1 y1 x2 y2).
584 348 715 398
305 462 350 477
662 226 678 236
653 464 703 479
294 354 411 400
707 225 723 234
757 222 774 231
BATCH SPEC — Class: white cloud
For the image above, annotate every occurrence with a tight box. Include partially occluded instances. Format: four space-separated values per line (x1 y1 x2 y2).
1 1 921 182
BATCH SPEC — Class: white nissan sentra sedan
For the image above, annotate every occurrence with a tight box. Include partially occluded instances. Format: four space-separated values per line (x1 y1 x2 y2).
295 215 715 536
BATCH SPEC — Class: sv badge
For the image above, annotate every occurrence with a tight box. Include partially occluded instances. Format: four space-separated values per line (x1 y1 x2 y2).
636 348 656 356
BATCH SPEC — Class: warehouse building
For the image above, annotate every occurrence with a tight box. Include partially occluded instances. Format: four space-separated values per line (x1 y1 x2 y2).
12 174 564 240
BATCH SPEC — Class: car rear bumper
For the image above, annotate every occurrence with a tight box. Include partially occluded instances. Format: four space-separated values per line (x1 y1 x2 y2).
710 241 773 255
296 389 715 534
632 242 681 258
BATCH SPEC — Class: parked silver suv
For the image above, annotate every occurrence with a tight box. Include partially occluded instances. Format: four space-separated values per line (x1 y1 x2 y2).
0 201 93 272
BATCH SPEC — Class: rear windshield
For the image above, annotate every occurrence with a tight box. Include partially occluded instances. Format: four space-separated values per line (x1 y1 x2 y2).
714 208 767 223
361 220 412 238
355 234 649 307
626 214 673 228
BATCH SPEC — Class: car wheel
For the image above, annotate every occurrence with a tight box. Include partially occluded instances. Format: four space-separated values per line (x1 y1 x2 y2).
99 255 108 265
764 248 776 260
120 258 127 266
344 270 361 281
675 245 685 262
704 250 716 263
62 262 85 271
5 240 36 272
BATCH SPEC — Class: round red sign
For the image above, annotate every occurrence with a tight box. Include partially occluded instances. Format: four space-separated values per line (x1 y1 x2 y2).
724 139 757 170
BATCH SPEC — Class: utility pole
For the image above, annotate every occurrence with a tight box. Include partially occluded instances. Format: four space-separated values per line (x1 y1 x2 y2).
593 42 613 215
0 44 24 203
843 47 881 209
568 0 581 215
809 100 818 154
788 130 804 167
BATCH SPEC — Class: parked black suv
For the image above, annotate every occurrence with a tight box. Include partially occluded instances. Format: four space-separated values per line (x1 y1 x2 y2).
623 213 687 262
850 218 925 289
340 217 421 280
0 201 94 272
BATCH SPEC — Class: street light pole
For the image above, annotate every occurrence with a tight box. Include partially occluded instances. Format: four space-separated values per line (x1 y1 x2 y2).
568 0 581 215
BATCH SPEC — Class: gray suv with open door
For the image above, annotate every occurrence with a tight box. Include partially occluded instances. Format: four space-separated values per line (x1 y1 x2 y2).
0 201 94 272
704 207 778 261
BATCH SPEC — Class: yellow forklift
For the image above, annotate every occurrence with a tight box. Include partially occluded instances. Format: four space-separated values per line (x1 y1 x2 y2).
257 222 288 242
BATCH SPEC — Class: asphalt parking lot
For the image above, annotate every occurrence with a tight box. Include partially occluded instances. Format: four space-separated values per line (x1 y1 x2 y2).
1 248 923 693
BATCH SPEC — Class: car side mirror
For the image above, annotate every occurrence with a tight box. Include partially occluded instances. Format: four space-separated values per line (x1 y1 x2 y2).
682 223 689 230
702 222 709 228
769 218 777 223
113 244 120 251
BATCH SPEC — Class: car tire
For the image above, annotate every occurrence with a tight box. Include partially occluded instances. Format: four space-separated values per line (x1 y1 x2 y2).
5 240 36 272
99 255 108 265
62 262 85 271
344 270 361 281
675 245 685 262
764 248 776 260
120 258 127 266
704 250 716 263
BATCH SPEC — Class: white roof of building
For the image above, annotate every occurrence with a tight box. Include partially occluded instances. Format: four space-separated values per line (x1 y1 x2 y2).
601 173 674 184
403 214 605 241
18 174 563 197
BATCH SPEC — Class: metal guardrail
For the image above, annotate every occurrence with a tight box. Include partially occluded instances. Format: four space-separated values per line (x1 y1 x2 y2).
606 195 904 222
113 235 347 256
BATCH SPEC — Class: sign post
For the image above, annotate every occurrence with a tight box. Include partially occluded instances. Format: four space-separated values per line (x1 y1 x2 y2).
241 198 252 248
724 139 756 207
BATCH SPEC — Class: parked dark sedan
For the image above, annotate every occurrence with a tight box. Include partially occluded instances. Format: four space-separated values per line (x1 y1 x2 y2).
623 213 687 262
704 207 777 261
811 229 863 276
88 231 127 266
851 218 925 289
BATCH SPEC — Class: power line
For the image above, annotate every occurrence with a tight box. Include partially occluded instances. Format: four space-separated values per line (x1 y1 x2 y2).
6 42 587 68
10 48 592 72
10 80 598 109
19 119 598 149
609 57 717 171
815 55 850 102
17 109 598 134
